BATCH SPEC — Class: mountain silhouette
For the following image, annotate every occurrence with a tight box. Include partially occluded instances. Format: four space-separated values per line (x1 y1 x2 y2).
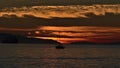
0 33 60 44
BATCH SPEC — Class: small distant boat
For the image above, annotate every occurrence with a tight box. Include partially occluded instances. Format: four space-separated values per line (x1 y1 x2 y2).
56 44 65 49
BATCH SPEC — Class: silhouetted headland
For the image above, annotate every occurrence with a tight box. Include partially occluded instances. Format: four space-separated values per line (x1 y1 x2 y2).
0 33 18 43
0 33 60 44
0 33 120 45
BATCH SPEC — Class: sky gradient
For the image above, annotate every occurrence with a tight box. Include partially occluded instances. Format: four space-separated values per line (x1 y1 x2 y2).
0 1 120 44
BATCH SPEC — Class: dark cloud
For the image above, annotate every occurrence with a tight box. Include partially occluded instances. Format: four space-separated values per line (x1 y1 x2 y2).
0 0 41 9
1 5 119 19
0 13 120 29
0 0 120 9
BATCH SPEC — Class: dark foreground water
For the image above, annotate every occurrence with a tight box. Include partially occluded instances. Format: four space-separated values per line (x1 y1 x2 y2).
0 44 120 68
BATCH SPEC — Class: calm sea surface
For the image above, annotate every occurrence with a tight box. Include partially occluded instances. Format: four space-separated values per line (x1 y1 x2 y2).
0 44 120 68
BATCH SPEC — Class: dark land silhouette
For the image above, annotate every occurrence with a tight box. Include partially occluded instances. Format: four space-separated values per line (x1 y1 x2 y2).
0 33 60 44
0 33 18 43
0 33 120 45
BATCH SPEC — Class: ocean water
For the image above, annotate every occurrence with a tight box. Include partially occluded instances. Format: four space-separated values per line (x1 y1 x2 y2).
0 44 120 68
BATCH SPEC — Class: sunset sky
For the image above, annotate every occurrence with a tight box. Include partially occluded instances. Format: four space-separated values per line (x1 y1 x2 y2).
0 0 120 44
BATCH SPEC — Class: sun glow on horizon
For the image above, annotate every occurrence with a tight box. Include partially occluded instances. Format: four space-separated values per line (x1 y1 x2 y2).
28 36 89 44
35 31 40 34
27 26 120 44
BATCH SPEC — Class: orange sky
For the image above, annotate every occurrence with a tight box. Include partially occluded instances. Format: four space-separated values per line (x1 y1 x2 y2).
26 26 120 44
0 5 120 44
0 5 120 19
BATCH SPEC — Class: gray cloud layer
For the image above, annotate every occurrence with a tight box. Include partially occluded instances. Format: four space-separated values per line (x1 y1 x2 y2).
0 0 120 9
0 5 120 18
0 5 120 29
0 13 120 29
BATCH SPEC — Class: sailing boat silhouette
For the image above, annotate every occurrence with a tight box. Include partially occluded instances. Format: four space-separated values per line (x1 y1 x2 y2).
56 31 65 49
